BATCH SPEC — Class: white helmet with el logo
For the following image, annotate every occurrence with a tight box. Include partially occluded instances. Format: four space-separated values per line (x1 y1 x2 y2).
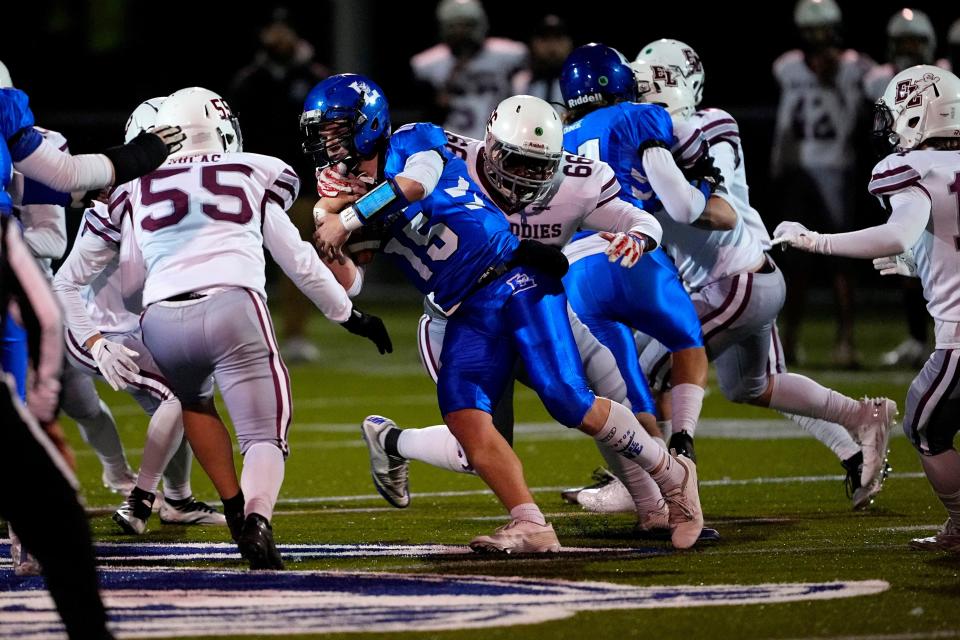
155 87 242 157
483 95 563 210
630 59 696 123
874 65 960 153
636 39 704 106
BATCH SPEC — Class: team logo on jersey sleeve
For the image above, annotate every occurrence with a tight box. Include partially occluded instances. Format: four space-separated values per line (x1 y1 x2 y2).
506 272 537 294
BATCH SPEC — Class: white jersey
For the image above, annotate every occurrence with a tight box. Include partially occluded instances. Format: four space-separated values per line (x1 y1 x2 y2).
868 150 960 345
771 49 874 172
114 151 352 321
443 132 662 251
412 38 528 139
15 128 68 279
52 201 140 343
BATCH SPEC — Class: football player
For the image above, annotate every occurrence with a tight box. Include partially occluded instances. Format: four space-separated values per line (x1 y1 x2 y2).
52 97 225 535
308 74 703 551
627 43 894 509
771 0 875 368
559 43 733 461
120 86 388 569
346 95 703 534
774 65 960 552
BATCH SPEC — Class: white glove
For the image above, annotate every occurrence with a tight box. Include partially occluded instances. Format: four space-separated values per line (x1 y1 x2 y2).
873 251 918 277
27 377 61 424
316 162 371 198
90 337 140 391
601 231 647 268
772 221 822 253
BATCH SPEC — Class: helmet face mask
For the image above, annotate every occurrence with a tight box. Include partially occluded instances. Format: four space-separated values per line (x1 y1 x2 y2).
871 100 898 156
484 138 560 210
301 118 357 170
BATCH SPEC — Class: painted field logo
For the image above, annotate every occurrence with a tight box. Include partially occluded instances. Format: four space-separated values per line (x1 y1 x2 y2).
0 567 888 639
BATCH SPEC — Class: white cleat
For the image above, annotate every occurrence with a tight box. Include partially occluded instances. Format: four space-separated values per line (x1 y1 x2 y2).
102 466 137 496
662 453 704 550
9 527 41 577
469 520 561 554
576 476 635 514
159 497 227 526
113 488 156 535
910 519 960 553
881 338 927 368
280 337 321 364
635 500 670 533
360 415 410 508
855 398 897 496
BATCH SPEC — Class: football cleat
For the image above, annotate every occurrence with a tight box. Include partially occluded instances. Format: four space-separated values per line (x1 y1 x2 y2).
854 398 897 499
843 450 891 510
560 467 617 504
576 475 635 514
668 431 697 463
910 519 960 553
469 519 561 554
360 415 410 508
113 487 156 535
280 337 320 364
101 466 137 496
662 453 704 550
9 526 41 577
238 513 284 570
160 496 227 526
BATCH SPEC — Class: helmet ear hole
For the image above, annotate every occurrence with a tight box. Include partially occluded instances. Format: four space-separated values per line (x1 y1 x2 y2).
908 116 921 128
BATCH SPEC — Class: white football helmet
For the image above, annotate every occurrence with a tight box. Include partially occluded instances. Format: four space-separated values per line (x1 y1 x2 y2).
635 39 704 106
0 60 12 88
483 95 563 210
874 65 960 153
630 59 695 123
437 0 488 45
793 0 841 28
887 8 936 68
154 87 242 157
124 97 166 143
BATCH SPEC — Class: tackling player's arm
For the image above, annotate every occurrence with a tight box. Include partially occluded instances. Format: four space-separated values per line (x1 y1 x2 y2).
691 141 738 231
580 169 663 268
19 200 67 261
640 143 710 225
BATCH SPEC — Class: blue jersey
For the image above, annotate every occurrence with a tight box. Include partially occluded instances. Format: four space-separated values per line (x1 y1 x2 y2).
562 102 675 210
0 139 12 214
381 123 518 312
0 88 43 162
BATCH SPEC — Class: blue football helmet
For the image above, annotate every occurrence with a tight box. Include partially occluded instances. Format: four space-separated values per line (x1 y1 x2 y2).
300 73 391 170
560 43 638 112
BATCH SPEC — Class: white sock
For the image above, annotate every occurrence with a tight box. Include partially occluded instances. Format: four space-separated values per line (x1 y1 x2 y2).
592 400 672 474
657 419 673 442
782 412 861 462
161 439 193 501
510 502 546 526
241 443 285 521
768 373 862 431
595 442 662 515
396 425 475 475
74 400 128 472
137 397 184 494
670 384 704 437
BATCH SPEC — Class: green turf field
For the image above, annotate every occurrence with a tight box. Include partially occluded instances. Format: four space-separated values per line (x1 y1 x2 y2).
12 299 960 639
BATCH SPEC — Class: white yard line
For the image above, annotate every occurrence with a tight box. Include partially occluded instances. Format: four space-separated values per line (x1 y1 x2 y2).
772 632 959 640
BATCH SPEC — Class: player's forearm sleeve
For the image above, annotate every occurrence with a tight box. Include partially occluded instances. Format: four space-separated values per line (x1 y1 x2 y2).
14 137 114 192
819 188 929 258
396 150 444 197
51 228 120 345
20 204 67 261
642 146 707 224
583 197 663 247
262 202 353 323
6 224 62 386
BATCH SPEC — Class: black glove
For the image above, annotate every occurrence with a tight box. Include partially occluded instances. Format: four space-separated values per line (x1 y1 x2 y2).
681 154 724 198
103 126 186 185
341 308 393 354
510 239 569 278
